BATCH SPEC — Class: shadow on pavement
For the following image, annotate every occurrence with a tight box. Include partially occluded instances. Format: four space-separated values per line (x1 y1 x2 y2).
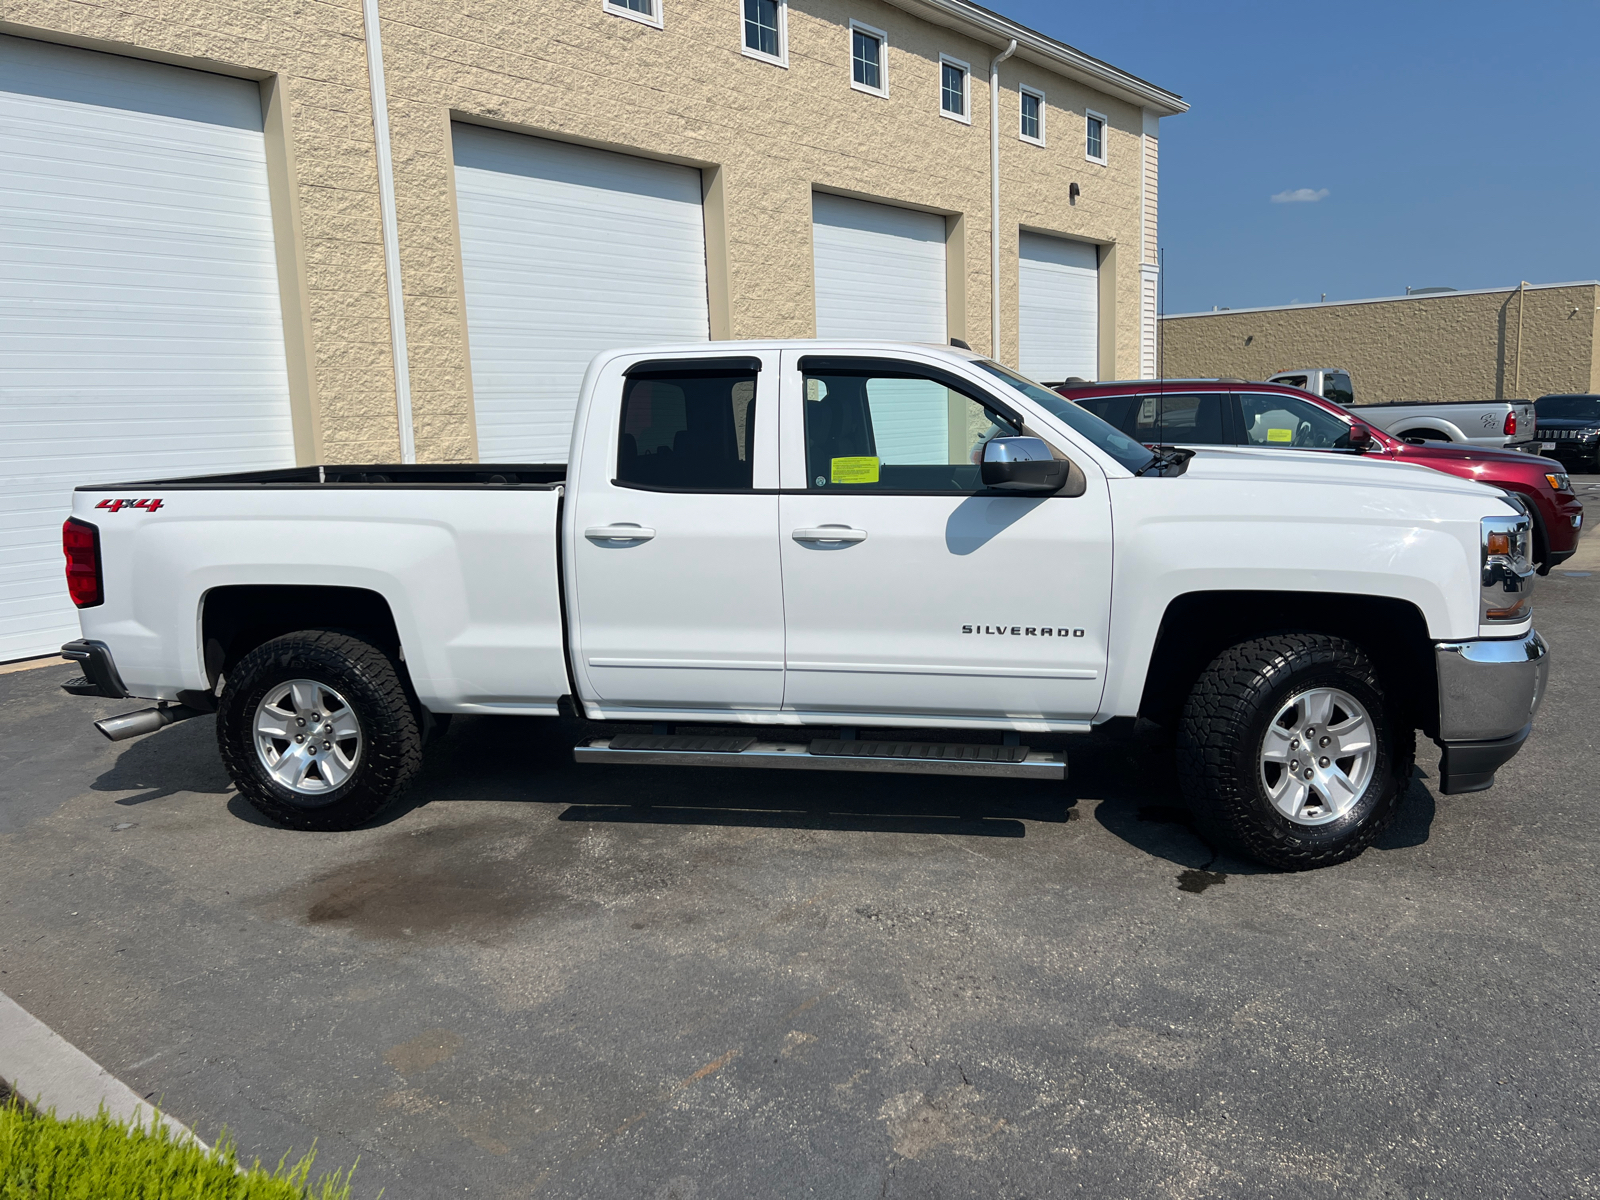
92 713 233 806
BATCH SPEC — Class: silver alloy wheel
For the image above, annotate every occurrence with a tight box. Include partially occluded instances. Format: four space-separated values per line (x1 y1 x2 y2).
253 679 363 796
1258 686 1376 825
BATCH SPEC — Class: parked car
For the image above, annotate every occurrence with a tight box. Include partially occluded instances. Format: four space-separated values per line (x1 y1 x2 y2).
1267 369 1534 451
1533 393 1600 472
1061 379 1583 572
60 343 1547 871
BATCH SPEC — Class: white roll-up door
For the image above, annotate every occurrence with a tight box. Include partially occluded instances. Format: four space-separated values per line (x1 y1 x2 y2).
812 194 947 342
452 126 710 463
0 36 295 663
1018 231 1099 383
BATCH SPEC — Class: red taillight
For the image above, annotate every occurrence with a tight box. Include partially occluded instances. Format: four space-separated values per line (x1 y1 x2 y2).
1504 411 1517 436
63 518 103 608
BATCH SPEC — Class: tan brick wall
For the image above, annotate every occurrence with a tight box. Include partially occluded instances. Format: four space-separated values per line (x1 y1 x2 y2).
3 0 1160 463
1161 283 1600 402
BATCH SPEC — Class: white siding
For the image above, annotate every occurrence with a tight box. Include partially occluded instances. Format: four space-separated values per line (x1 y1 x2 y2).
1140 266 1159 380
1017 231 1098 383
0 36 295 662
452 125 710 463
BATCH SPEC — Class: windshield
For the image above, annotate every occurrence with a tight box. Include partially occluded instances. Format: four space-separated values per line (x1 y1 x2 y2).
1536 395 1600 421
973 360 1157 473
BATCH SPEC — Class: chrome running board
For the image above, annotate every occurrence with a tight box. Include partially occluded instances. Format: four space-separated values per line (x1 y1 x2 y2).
573 734 1065 780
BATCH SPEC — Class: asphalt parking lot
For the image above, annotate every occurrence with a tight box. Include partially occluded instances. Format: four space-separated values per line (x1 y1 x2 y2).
3 490 1598 1199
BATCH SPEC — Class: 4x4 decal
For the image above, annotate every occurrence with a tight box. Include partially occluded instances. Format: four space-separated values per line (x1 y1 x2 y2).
95 498 164 513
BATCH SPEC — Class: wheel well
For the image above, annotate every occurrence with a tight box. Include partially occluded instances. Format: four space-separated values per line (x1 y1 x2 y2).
1398 428 1451 442
1137 591 1438 737
201 585 402 686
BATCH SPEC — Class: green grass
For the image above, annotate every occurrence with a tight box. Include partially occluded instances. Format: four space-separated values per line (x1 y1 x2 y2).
0 1094 370 1199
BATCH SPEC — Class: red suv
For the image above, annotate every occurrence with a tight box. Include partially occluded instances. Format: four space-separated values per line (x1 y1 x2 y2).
1060 379 1584 573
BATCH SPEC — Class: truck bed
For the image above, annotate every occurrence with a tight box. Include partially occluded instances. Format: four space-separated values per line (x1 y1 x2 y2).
73 463 568 490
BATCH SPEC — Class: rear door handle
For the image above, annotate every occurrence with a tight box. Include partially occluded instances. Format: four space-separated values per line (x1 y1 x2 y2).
585 524 655 542
792 526 867 544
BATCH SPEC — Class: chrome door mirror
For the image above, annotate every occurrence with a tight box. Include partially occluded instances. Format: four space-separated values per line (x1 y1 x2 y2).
980 436 1068 494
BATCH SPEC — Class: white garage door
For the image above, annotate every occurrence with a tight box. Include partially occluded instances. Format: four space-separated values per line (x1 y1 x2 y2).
1018 231 1099 383
0 36 295 663
452 126 710 463
812 193 947 343
812 195 948 463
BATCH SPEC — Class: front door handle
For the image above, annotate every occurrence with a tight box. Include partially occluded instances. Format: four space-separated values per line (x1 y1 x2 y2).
585 524 656 542
792 526 867 544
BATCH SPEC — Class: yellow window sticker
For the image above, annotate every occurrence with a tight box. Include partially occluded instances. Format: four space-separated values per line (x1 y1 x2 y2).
830 456 880 484
1266 427 1293 443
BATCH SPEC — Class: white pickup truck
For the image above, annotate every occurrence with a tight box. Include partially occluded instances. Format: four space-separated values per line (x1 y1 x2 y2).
60 342 1549 870
1268 368 1535 451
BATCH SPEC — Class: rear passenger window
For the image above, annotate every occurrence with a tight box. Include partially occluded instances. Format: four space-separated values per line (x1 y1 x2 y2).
616 367 757 490
1073 396 1139 433
1130 393 1228 444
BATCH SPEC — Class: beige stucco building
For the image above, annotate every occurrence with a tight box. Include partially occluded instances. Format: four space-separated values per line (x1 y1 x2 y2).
0 0 1184 469
1160 281 1600 403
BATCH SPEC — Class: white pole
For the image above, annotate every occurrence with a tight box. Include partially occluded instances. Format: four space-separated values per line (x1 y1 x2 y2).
989 38 1017 362
362 0 416 463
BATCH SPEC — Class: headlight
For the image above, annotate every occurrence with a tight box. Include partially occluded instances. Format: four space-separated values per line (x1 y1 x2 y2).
1546 472 1571 491
1481 514 1534 624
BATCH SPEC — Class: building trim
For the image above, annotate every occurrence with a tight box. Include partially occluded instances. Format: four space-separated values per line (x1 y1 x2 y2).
881 0 1187 115
1165 280 1600 321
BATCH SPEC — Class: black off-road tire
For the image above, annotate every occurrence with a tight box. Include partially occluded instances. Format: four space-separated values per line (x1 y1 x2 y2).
217 630 423 831
1177 633 1414 871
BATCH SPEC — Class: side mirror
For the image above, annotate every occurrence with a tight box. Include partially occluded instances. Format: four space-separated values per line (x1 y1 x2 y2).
1348 423 1373 451
981 437 1068 494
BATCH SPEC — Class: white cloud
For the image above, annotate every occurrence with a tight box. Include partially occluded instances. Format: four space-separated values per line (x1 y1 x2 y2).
1271 187 1330 204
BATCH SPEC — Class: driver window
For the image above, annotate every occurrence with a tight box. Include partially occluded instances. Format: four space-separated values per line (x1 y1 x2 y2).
802 370 1013 492
1239 393 1353 450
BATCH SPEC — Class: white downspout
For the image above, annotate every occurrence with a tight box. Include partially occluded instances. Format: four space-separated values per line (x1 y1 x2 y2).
362 0 416 463
989 38 1017 361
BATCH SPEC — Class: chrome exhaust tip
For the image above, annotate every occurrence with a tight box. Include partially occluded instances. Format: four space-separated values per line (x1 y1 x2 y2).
94 705 202 743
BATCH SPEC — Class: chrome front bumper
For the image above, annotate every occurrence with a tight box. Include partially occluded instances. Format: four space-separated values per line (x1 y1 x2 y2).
1433 630 1549 794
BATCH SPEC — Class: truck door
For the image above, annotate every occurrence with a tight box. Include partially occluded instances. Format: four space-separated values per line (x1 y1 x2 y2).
566 354 784 715
776 352 1113 723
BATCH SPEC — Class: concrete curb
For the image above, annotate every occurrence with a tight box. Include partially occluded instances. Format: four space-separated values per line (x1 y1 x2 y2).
0 990 204 1146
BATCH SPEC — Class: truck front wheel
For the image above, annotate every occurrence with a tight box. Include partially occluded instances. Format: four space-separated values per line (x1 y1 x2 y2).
1177 633 1412 870
217 630 423 831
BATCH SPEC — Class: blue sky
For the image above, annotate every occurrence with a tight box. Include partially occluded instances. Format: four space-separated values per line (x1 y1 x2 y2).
996 0 1600 314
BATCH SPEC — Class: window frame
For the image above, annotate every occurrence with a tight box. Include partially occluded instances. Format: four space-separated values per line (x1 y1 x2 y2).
849 20 889 98
1018 85 1046 146
1084 108 1107 165
603 0 663 29
739 0 787 67
938 54 971 124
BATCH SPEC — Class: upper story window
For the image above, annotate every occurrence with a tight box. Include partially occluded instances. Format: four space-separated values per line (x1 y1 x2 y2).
604 0 662 28
1085 109 1107 164
742 0 785 65
850 22 887 96
939 56 970 123
1019 86 1045 145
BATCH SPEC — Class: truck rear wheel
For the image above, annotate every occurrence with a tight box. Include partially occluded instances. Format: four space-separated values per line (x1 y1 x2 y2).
1177 633 1411 870
217 630 423 831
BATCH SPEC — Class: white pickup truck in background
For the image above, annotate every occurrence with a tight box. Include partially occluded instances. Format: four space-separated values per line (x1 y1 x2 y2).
60 342 1548 871
1269 368 1535 451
